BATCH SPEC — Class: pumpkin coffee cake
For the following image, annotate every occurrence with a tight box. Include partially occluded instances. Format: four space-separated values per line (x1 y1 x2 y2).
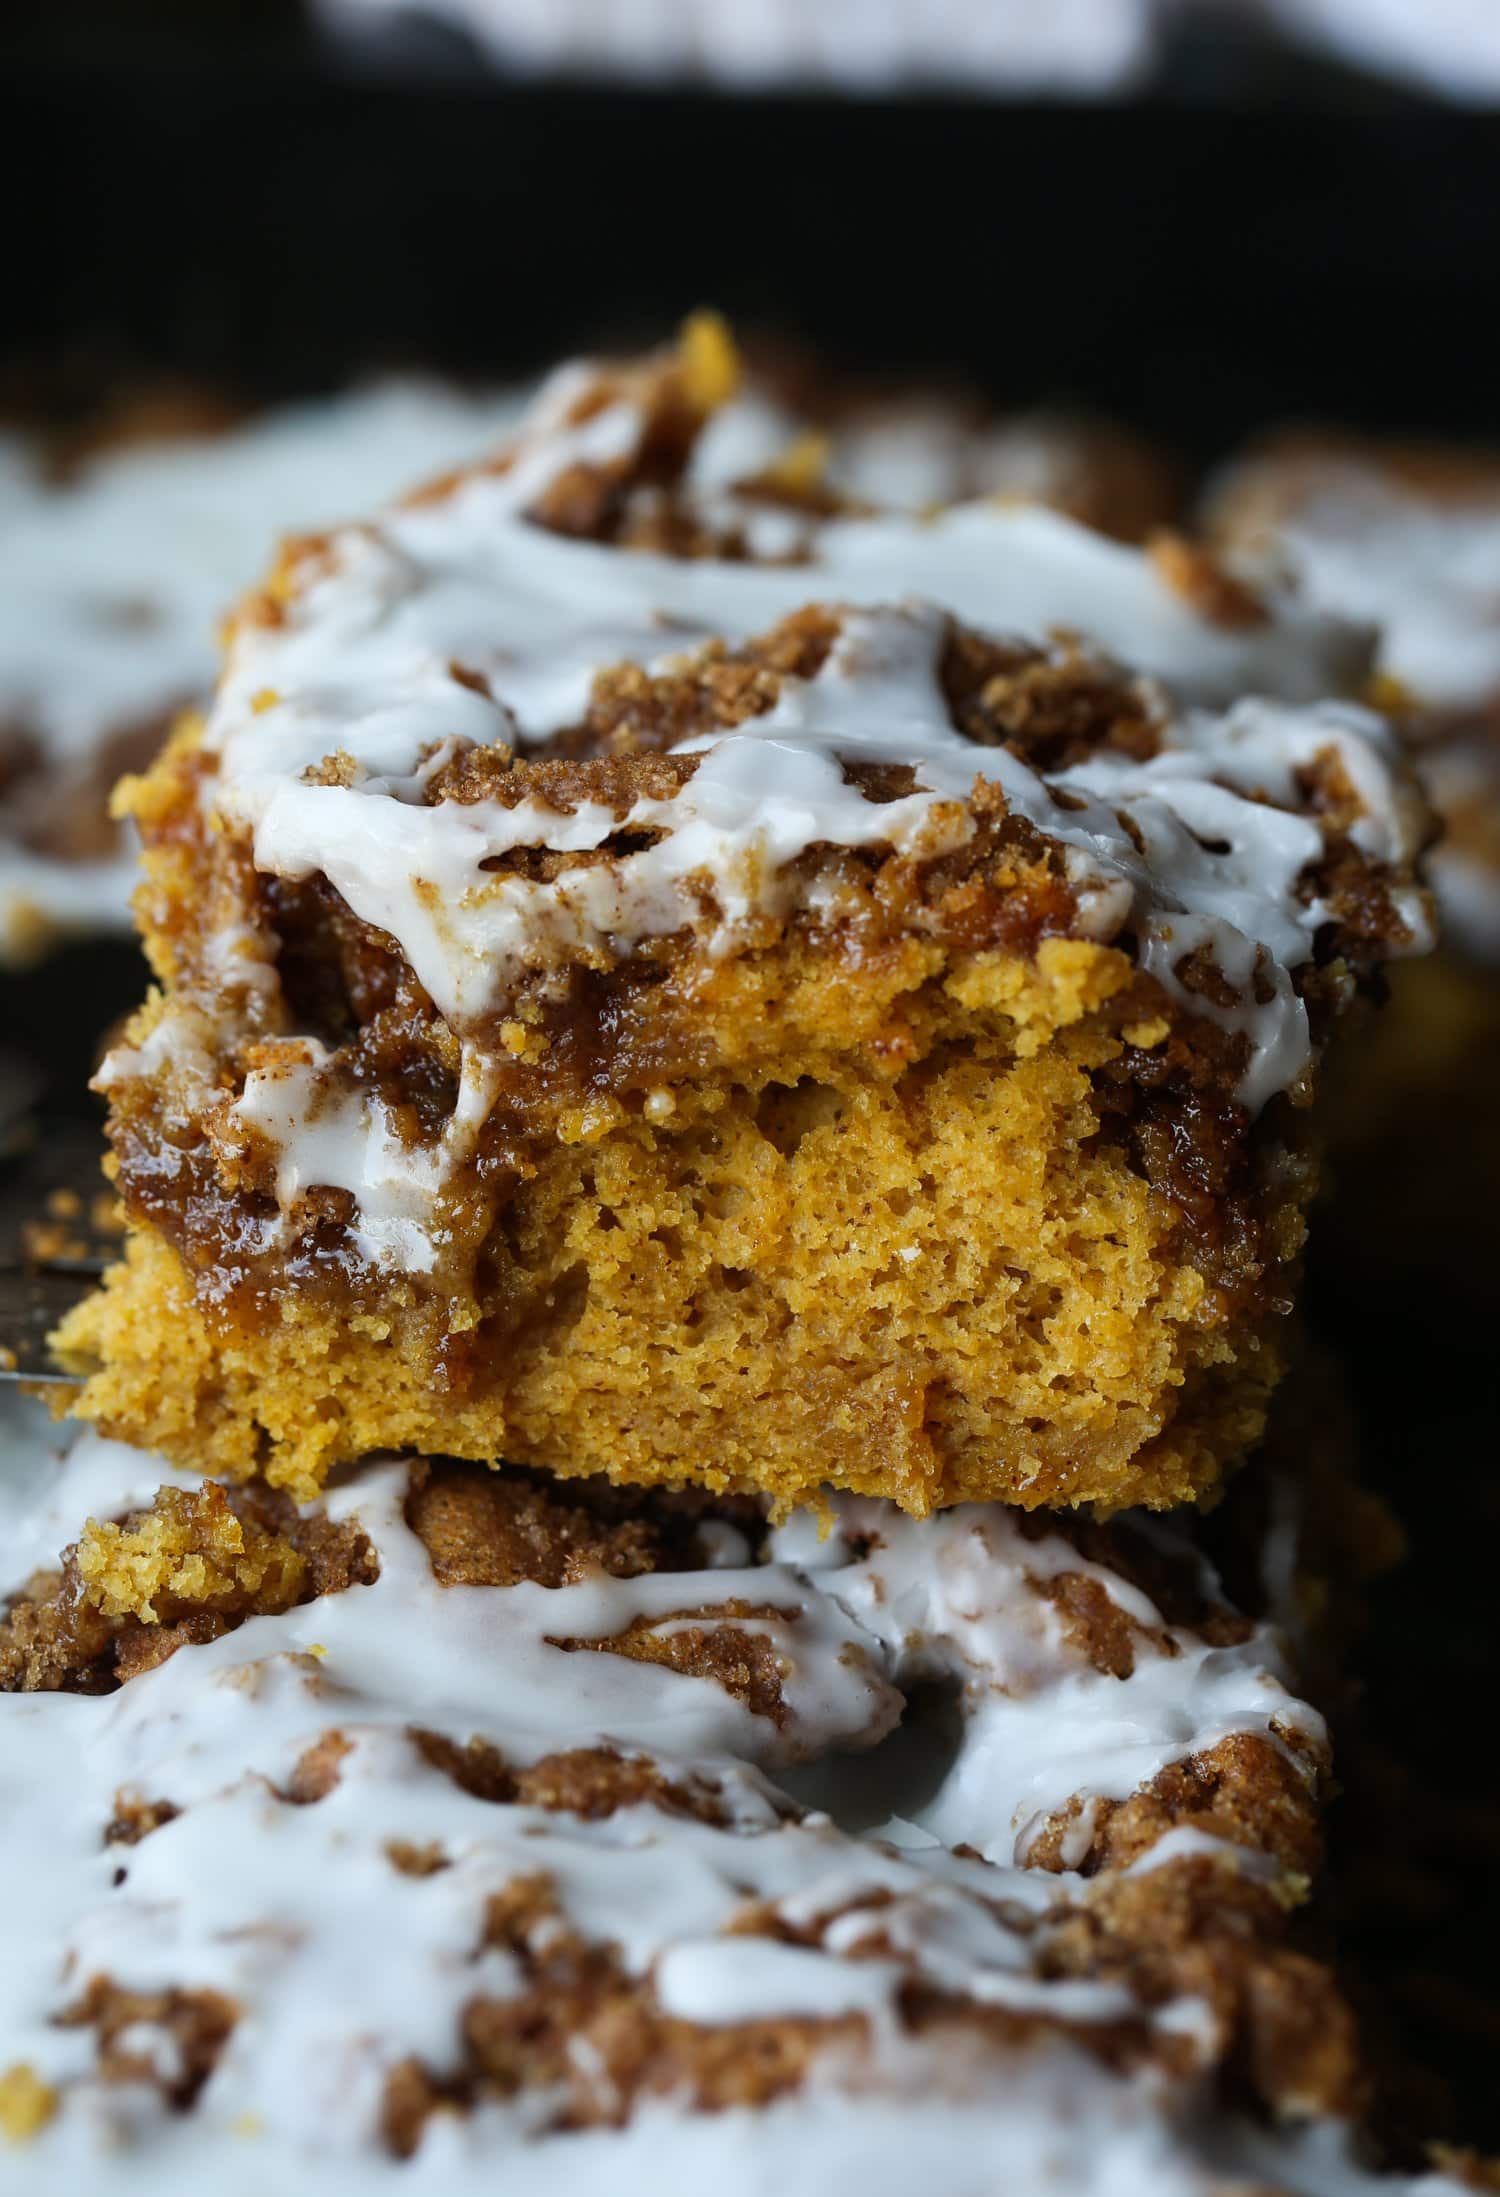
0 378 529 962
54 327 1431 1513
0 1406 1477 2195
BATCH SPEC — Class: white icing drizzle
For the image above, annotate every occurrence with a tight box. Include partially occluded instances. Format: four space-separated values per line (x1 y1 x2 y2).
0 380 530 958
0 1407 1453 2196
0 846 142 960
212 381 1362 831
119 368 1424 1274
1215 460 1500 715
1210 449 1500 961
688 392 1157 519
208 605 1422 1268
1428 844 1500 964
770 1498 1321 1862
1394 726 1500 963
232 1039 502 1274
1119 1825 1287 1884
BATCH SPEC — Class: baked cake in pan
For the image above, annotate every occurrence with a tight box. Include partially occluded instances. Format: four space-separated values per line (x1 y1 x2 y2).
0 1406 1467 2196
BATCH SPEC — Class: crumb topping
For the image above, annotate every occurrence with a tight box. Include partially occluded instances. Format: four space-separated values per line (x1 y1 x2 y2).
0 1432 1403 2196
87 334 1424 1346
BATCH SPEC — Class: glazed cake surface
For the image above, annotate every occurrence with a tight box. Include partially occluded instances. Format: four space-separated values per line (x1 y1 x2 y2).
0 379 530 961
1207 431 1500 961
1206 432 1500 720
1207 431 1500 1325
0 366 1170 963
56 332 1430 1513
0 1397 1467 2197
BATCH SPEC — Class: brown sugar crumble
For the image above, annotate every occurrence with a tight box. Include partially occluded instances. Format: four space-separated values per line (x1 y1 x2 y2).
0 1431 1482 2187
55 1978 236 2111
0 1480 375 1694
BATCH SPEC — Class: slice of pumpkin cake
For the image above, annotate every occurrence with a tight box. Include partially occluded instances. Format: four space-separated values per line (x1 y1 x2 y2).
54 331 1428 1512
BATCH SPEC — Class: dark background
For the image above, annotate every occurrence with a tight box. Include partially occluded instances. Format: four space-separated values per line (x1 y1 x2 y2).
4 0 1499 2156
4 6 1500 448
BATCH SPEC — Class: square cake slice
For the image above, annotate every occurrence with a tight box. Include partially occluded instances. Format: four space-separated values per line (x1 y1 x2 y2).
55 334 1430 1511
